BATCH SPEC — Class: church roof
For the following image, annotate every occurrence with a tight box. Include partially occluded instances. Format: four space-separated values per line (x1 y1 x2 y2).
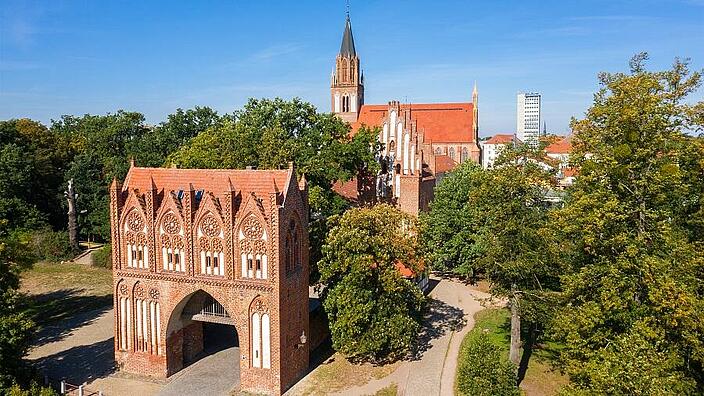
339 16 356 57
122 166 292 198
352 102 476 143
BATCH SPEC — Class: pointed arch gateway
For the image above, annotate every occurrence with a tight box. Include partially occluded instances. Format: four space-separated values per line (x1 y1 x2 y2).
165 290 240 376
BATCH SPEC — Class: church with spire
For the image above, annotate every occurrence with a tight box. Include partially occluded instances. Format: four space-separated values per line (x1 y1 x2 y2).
331 12 481 215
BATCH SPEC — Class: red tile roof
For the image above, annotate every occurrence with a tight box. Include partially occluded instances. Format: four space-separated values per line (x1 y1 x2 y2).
484 134 515 145
332 177 359 202
351 102 475 143
122 166 292 197
545 136 572 154
434 155 458 174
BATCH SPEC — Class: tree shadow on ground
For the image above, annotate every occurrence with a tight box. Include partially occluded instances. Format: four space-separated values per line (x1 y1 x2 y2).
22 288 112 346
409 298 466 361
31 337 116 385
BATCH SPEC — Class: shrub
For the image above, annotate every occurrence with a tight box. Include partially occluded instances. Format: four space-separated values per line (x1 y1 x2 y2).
92 244 112 268
30 228 75 262
456 330 520 396
6 381 58 396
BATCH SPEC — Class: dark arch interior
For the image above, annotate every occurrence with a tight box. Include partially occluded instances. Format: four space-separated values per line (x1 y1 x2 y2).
177 291 240 367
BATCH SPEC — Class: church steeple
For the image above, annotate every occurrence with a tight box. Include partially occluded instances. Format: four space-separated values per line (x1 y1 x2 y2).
339 15 356 58
331 11 364 123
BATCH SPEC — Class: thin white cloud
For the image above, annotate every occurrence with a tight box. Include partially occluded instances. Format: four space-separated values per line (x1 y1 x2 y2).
250 43 305 61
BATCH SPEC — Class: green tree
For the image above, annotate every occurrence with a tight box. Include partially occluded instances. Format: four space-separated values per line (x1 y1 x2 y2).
131 106 222 167
0 220 35 389
472 152 560 373
420 161 486 278
318 204 425 362
0 119 69 231
552 54 704 394
456 331 520 396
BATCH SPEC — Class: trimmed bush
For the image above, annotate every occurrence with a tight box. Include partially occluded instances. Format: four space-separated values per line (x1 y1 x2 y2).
456 330 520 396
92 244 112 268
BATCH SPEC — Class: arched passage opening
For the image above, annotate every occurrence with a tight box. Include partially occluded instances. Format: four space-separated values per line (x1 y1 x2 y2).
166 290 240 376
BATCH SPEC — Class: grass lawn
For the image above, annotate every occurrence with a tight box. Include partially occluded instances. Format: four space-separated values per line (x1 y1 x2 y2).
297 352 399 396
20 261 113 327
458 308 569 396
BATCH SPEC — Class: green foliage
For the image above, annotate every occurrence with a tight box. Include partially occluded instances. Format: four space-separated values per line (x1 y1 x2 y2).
420 161 486 277
0 119 69 230
552 54 704 393
92 244 112 269
0 221 36 389
5 381 57 396
456 330 520 396
29 229 75 262
318 205 425 362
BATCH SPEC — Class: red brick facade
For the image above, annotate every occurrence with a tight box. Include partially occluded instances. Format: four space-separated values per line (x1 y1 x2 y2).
110 163 310 395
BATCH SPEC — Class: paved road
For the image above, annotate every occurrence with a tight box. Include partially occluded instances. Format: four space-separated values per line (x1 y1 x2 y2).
286 277 493 396
158 347 240 396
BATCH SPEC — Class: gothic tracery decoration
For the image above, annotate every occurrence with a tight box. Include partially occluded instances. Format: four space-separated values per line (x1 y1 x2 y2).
243 216 263 240
134 285 145 298
149 288 160 300
127 211 144 232
201 215 221 237
119 283 128 296
162 212 180 234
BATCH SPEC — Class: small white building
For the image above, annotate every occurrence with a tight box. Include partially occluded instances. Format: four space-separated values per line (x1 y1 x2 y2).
481 134 519 169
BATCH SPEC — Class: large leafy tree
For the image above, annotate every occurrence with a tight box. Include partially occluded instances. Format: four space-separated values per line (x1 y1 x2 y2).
0 220 35 389
552 54 704 394
473 152 560 372
53 111 150 240
318 204 425 362
0 119 69 230
420 161 487 278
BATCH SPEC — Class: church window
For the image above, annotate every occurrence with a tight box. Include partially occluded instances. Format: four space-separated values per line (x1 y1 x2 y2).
449 147 456 160
461 147 469 162
342 95 350 112
435 147 442 155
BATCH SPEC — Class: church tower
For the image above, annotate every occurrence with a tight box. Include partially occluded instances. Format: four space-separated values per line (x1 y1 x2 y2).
331 13 364 123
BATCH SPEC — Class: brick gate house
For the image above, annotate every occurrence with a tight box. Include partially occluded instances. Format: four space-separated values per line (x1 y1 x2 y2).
109 163 310 395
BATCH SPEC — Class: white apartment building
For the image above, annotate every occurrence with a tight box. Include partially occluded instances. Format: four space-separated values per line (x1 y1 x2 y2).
517 92 541 146
481 134 517 169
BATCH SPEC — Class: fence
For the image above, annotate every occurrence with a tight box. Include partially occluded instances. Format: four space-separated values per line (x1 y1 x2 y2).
42 374 104 396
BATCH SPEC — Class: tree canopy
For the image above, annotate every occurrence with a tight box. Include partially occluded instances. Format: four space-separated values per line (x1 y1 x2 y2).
318 204 425 362
552 54 704 394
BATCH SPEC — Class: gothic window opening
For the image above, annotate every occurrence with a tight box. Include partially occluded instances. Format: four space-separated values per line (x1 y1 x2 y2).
240 215 268 280
199 214 225 277
285 219 301 274
435 147 442 155
342 95 350 112
449 147 456 160
461 147 469 163
125 210 148 269
161 212 185 272
133 285 161 355
250 299 271 369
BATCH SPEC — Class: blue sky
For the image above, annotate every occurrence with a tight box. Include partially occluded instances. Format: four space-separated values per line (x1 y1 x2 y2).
1 0 703 136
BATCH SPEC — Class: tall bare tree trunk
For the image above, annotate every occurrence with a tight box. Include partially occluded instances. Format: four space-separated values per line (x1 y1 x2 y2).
509 289 521 366
65 179 79 251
